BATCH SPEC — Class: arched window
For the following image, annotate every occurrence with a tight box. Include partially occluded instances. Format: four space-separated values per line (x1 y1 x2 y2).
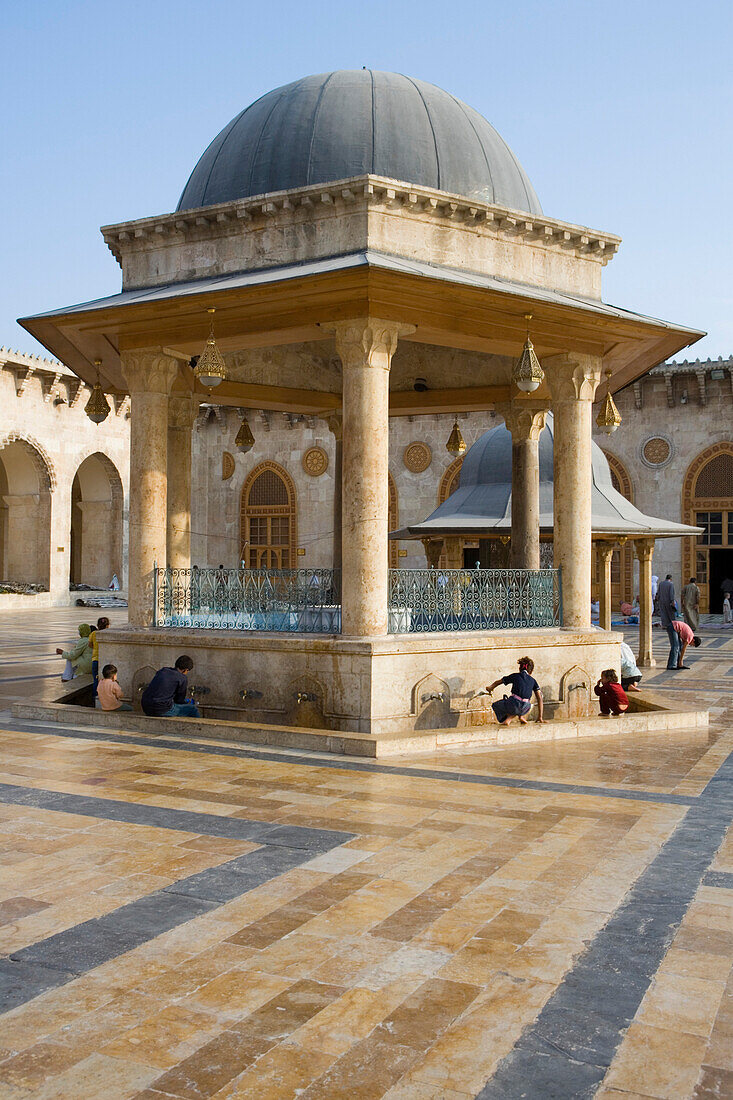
438 457 463 505
599 451 635 606
683 443 733 612
388 472 399 568
240 462 297 569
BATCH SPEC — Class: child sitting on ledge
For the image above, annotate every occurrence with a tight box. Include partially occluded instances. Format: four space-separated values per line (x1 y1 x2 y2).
594 669 628 717
97 664 133 712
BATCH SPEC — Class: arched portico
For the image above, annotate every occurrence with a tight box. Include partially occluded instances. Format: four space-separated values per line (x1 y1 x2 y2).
70 452 124 588
0 435 54 589
683 442 733 612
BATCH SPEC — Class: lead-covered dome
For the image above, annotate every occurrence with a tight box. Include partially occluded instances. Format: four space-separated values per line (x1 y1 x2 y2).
177 70 542 214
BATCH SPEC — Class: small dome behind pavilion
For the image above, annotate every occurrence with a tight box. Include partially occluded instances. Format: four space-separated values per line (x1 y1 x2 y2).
398 414 700 540
177 70 542 214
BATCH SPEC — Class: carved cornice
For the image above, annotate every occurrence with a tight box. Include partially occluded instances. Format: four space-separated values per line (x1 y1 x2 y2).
120 348 180 395
101 175 622 268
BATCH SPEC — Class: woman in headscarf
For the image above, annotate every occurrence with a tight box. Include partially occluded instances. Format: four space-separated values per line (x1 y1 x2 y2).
56 624 93 678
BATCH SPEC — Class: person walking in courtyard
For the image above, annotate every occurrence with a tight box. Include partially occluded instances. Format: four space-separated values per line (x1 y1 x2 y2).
723 592 732 626
669 618 702 670
682 576 700 632
594 669 629 717
56 623 93 680
141 655 200 718
97 664 133 712
486 656 544 726
658 575 680 670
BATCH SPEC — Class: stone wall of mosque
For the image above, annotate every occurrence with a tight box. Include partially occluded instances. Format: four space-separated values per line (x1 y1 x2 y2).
2 343 730 612
595 357 733 602
0 349 130 607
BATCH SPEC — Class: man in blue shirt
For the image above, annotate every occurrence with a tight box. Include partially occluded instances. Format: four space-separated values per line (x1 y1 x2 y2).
141 655 200 718
487 656 544 726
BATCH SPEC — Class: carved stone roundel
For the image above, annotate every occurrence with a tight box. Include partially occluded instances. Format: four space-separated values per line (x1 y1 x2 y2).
222 452 235 481
404 441 432 473
303 446 328 477
642 437 671 466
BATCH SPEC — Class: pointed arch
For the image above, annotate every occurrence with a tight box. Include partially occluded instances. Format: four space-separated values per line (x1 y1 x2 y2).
682 441 733 612
240 461 297 569
438 457 463 505
0 435 55 587
70 452 124 587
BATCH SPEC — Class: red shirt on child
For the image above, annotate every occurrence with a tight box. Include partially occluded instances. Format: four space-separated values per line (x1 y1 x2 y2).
594 681 628 714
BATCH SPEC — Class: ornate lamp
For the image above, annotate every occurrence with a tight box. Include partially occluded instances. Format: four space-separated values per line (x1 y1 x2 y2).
512 314 544 393
84 359 111 424
446 419 466 455
235 414 255 454
194 308 227 388
596 369 622 434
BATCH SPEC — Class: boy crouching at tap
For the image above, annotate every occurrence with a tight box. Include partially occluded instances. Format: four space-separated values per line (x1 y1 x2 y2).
97 664 133 712
594 669 628 717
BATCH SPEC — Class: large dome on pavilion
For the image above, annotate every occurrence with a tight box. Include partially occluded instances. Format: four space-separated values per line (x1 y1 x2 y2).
177 70 542 214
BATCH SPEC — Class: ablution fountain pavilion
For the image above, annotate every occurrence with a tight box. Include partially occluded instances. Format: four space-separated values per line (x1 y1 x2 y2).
20 70 705 749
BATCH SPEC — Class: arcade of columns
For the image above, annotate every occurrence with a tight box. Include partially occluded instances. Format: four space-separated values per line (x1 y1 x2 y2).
121 327 655 662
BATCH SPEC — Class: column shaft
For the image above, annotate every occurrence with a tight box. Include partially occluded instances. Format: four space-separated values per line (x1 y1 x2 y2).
500 403 547 571
635 538 657 667
330 319 412 636
597 542 614 632
167 395 196 570
121 351 179 626
547 357 601 629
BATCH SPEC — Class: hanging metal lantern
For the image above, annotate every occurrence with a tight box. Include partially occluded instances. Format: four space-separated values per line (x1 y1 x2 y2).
512 314 544 393
446 419 466 455
235 415 255 454
84 359 111 424
596 369 622 434
194 308 227 388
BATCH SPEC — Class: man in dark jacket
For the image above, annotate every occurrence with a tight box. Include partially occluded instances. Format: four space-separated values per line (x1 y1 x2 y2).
141 655 200 718
657 575 680 670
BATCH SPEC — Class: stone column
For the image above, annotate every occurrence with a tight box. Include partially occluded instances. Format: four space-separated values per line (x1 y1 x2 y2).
326 413 343 571
597 541 615 632
499 402 548 569
120 349 179 626
546 355 602 629
634 537 657 667
328 319 414 636
444 537 463 569
167 393 197 570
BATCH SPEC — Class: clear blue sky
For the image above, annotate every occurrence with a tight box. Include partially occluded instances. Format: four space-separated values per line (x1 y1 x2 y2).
2 0 732 361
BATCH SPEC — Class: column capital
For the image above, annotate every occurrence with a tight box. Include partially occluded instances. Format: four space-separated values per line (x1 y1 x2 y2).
121 348 181 395
167 392 199 431
596 540 616 562
544 354 602 403
497 400 549 442
633 537 656 562
324 411 343 441
324 318 416 370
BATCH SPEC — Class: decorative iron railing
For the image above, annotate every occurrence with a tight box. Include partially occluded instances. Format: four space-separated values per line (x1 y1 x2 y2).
388 567 562 632
153 566 341 633
153 565 561 633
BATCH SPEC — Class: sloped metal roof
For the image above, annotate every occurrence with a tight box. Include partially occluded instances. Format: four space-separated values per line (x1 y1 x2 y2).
396 414 702 540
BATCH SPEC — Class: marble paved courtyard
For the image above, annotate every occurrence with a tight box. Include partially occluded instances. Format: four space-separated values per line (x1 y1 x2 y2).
0 610 732 1098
